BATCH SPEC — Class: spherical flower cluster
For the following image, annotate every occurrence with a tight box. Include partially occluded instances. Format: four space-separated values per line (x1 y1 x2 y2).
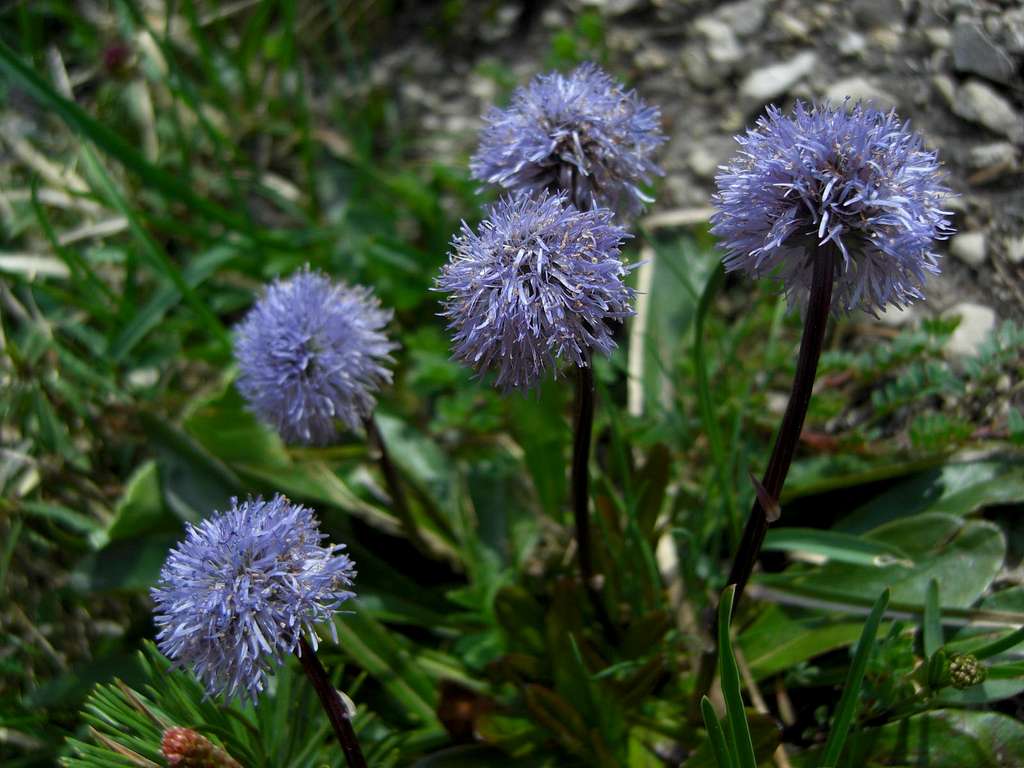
234 268 396 445
471 62 665 216
711 101 954 315
436 192 634 391
151 495 356 703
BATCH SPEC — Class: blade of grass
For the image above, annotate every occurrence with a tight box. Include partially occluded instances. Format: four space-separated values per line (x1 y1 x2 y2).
78 146 229 351
108 244 236 361
973 625 1024 661
718 584 756 768
0 37 249 235
986 662 1024 678
695 263 739 541
700 696 732 768
30 179 115 310
923 577 942 658
763 528 913 568
752 581 1024 628
820 588 890 768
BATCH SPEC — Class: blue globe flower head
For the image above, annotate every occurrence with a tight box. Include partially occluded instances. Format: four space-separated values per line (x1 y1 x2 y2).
711 101 955 315
471 62 665 216
436 191 634 392
151 495 356 703
234 268 396 446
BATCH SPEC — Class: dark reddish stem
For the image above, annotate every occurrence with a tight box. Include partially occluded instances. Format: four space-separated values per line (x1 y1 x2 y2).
364 415 426 550
297 637 367 768
693 250 835 707
572 359 618 639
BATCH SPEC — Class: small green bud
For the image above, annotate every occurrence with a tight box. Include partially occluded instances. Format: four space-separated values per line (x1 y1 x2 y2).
948 654 986 690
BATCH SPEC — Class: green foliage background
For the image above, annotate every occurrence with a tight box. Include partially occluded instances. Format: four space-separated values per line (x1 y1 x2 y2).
1 2 1023 766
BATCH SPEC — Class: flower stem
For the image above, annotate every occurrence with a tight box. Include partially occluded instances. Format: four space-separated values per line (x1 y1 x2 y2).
297 637 367 768
693 249 835 706
572 358 617 638
364 415 424 551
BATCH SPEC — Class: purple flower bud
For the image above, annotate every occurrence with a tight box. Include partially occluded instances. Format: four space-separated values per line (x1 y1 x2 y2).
234 268 396 445
711 101 955 314
436 192 634 392
471 62 665 216
151 495 356 703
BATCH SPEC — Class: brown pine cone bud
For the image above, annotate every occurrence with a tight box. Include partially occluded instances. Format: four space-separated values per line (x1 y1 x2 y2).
161 727 242 768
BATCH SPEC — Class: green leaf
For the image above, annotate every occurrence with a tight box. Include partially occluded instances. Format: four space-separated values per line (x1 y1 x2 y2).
717 585 756 768
72 532 182 592
699 696 730 768
693 263 738 525
683 711 782 768
103 461 174 544
739 606 866 682
821 588 889 768
770 513 1005 608
839 459 1024 533
333 610 441 729
844 710 1024 767
505 377 569 520
924 577 943 659
18 500 101 537
140 412 243 524
973 625 1024 660
763 528 913 568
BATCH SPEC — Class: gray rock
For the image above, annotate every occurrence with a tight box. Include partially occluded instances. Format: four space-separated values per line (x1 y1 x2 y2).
838 30 868 56
681 46 721 90
739 51 817 105
950 231 987 267
953 80 1024 143
1003 234 1024 265
952 20 1016 85
851 0 899 28
870 27 904 52
1001 8 1024 55
825 76 899 111
581 0 647 15
947 302 997 357
924 27 952 50
878 305 917 327
694 17 743 66
932 75 957 109
713 0 768 38
635 46 670 70
774 13 810 41
966 142 1020 171
687 138 734 179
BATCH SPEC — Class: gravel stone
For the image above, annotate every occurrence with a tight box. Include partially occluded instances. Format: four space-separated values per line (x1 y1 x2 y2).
924 27 953 49
1003 234 1024 265
953 80 1024 143
947 302 997 357
825 76 899 111
712 0 768 38
739 51 818 105
952 20 1017 84
838 30 868 56
966 142 1020 171
950 231 988 267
